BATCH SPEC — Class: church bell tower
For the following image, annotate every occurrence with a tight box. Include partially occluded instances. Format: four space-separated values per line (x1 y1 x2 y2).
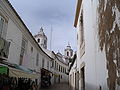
64 43 73 59
34 27 47 49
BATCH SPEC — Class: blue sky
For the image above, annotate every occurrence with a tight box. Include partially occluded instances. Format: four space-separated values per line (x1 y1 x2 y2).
9 0 77 54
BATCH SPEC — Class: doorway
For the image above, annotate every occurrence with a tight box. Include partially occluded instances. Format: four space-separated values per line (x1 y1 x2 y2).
81 67 85 90
75 71 79 90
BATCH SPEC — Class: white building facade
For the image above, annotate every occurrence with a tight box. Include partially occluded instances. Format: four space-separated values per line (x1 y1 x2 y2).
34 29 69 85
0 0 53 88
51 52 69 84
69 0 120 90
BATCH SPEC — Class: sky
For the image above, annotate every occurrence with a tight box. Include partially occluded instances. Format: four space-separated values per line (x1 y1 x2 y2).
9 0 77 54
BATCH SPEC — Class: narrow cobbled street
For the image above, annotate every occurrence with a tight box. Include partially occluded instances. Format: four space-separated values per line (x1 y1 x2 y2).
40 83 69 90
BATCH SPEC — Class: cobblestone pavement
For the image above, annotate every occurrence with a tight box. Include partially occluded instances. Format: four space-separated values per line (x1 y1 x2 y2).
40 83 70 90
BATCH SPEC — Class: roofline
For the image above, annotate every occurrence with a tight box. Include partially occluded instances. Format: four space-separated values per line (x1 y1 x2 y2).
58 58 68 66
74 0 83 28
52 51 68 66
5 0 53 60
34 34 47 39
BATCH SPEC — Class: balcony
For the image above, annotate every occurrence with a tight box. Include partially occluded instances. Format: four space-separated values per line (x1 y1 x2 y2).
0 37 10 60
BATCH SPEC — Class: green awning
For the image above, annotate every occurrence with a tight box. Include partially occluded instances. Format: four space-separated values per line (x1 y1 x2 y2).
0 66 8 74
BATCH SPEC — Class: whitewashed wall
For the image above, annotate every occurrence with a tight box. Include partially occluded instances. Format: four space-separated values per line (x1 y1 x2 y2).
6 19 22 64
69 60 77 90
58 61 68 83
51 54 69 84
76 0 109 90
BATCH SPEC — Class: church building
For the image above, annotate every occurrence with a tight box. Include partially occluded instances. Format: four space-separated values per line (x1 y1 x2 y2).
34 27 47 49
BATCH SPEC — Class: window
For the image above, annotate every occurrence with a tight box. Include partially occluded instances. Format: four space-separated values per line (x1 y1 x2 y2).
37 38 40 43
20 38 27 65
63 67 64 73
0 16 7 39
52 60 54 67
0 17 4 36
67 52 69 56
42 58 45 68
59 65 60 71
0 16 9 59
31 46 33 53
55 61 57 69
44 40 46 45
36 53 39 66
65 68 66 73
64 68 65 73
57 63 58 70
61 67 62 72
47 61 49 69
62 67 64 73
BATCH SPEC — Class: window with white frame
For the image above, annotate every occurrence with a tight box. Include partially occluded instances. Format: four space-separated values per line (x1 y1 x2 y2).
61 67 63 72
42 58 45 68
47 61 49 69
65 68 66 73
36 53 39 66
67 51 69 56
31 46 33 53
19 38 27 65
61 66 62 72
0 15 7 39
57 63 58 70
55 61 56 69
63 67 64 73
52 60 54 67
59 65 60 71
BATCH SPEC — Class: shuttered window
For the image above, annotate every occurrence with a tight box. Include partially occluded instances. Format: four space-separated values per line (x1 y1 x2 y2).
36 53 39 66
0 16 7 39
19 38 27 65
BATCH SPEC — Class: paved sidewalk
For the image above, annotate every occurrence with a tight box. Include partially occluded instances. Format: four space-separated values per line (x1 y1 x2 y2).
40 83 69 90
